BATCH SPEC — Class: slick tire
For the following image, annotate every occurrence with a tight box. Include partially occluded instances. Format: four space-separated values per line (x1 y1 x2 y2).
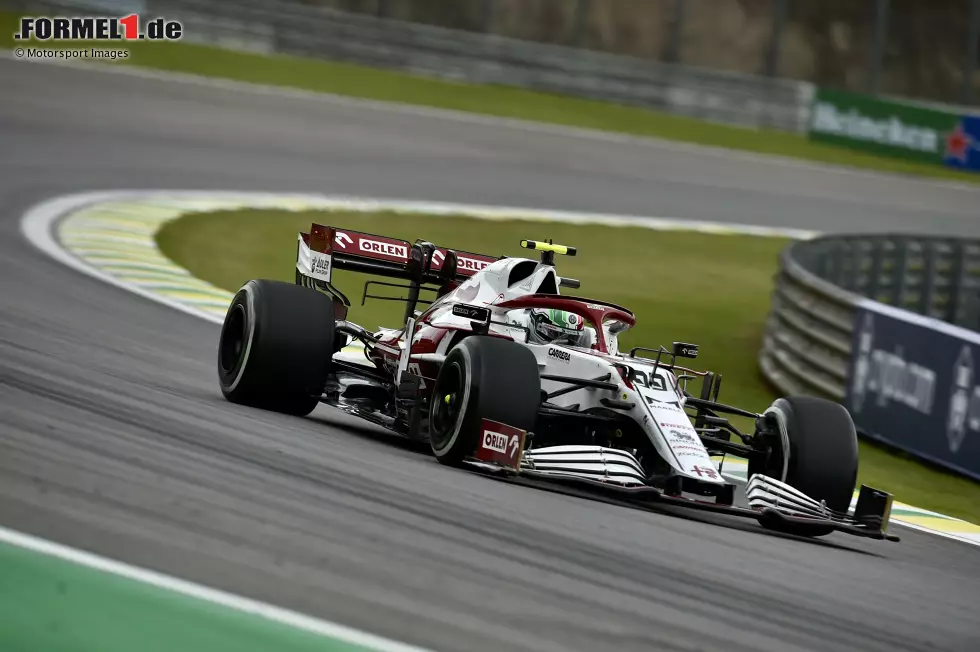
753 396 859 537
428 336 540 465
217 279 335 417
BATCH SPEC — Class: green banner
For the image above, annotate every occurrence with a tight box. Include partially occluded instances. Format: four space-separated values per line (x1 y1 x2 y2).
808 88 959 165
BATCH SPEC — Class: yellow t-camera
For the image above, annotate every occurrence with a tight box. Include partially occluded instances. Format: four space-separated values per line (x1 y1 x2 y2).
520 240 577 257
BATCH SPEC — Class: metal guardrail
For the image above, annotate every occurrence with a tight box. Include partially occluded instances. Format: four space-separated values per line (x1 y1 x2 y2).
5 0 815 133
761 235 980 403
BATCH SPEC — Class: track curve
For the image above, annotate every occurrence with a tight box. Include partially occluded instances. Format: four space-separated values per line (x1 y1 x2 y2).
1 58 979 652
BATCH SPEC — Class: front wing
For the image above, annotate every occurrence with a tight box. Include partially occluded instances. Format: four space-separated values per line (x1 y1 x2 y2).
467 421 898 542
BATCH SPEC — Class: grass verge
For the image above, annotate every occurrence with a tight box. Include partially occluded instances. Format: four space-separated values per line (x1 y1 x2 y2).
2 11 979 185
157 208 980 524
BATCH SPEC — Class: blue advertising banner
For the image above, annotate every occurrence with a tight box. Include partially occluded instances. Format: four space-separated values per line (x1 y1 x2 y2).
845 300 980 481
943 115 980 172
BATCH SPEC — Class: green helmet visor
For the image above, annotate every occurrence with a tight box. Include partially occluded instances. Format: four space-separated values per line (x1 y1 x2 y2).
530 308 586 345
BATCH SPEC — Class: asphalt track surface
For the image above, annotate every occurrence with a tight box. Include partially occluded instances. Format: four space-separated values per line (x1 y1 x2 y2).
2 58 980 652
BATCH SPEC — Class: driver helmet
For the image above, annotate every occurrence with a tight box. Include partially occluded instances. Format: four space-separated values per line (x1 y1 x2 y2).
527 308 593 348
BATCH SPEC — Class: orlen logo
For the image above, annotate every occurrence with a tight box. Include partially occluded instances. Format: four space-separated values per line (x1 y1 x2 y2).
360 239 407 259
458 256 490 272
548 347 570 362
482 430 509 454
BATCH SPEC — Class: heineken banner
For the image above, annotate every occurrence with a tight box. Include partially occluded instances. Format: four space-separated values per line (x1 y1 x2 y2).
845 300 980 481
809 88 980 172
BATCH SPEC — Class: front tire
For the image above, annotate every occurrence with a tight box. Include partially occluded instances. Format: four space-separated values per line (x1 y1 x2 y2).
217 279 335 416
752 396 859 537
428 337 541 465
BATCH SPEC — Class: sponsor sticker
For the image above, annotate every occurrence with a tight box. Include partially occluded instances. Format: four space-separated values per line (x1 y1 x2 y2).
659 421 696 432
334 231 354 249
671 445 705 453
474 419 526 471
452 303 491 322
668 429 696 444
359 238 407 259
309 250 332 282
548 347 571 363
689 465 719 479
458 256 490 273
482 431 509 454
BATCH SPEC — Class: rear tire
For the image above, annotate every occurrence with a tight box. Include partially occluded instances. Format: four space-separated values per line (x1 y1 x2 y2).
752 396 859 537
217 279 335 416
428 337 541 465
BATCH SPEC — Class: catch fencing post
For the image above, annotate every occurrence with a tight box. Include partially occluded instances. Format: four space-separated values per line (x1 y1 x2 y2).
663 0 685 63
867 0 890 94
765 0 788 77
966 0 980 104
892 237 909 308
868 238 884 301
482 0 496 33
948 241 967 325
920 241 938 317
570 0 590 47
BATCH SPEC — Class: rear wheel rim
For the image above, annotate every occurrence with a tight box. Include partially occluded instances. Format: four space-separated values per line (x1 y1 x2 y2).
429 361 464 451
219 303 247 375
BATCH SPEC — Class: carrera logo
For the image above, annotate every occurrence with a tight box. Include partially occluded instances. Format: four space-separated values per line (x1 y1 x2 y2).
458 256 490 272
360 239 407 258
548 347 570 362
482 430 510 454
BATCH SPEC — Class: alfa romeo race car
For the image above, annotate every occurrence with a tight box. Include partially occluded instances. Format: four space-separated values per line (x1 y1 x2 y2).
216 223 898 541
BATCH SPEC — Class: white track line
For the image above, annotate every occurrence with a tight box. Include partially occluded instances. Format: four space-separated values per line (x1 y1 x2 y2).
21 191 225 324
0 525 432 652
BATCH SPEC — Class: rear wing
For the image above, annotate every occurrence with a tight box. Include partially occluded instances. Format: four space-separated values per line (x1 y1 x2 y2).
296 224 498 284
296 223 500 322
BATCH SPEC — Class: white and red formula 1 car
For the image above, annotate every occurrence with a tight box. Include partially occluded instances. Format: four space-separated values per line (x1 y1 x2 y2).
216 224 898 541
